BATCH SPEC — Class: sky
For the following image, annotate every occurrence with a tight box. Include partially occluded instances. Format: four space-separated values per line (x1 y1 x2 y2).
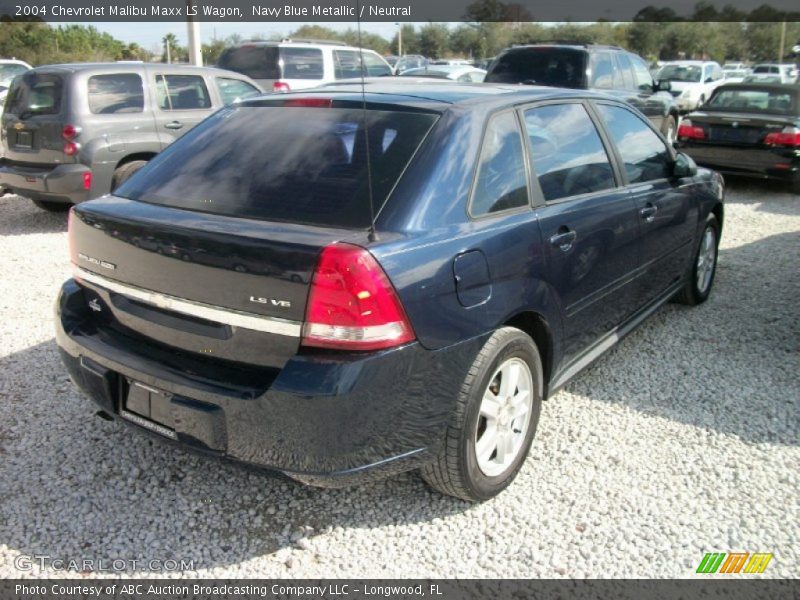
80 22 424 53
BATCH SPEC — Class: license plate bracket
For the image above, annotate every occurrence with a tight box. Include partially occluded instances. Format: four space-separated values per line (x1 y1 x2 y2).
15 131 32 148
120 380 177 439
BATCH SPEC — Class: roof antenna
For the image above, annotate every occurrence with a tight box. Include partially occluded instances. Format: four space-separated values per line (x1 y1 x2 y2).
355 0 378 242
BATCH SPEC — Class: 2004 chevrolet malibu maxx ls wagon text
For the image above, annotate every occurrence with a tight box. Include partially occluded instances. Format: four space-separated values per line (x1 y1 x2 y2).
56 82 725 501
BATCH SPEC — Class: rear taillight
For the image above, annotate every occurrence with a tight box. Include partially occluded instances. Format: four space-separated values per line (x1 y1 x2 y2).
764 127 800 147
273 81 291 93
302 243 415 351
62 124 80 140
677 120 706 141
283 98 332 108
63 124 81 156
82 171 92 191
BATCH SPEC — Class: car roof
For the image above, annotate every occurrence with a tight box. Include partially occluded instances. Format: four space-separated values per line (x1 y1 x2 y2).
225 40 374 53
244 79 620 111
25 62 252 78
717 82 800 92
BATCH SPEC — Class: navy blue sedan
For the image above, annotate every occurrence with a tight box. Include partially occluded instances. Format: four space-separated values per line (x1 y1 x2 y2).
57 82 724 501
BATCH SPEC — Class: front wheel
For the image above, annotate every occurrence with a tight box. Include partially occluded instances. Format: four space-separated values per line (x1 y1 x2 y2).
421 327 543 501
674 215 719 305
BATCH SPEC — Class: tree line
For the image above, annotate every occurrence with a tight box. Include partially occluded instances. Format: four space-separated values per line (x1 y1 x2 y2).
1 18 798 68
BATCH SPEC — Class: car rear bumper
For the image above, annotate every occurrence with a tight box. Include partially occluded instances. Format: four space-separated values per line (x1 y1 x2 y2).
56 279 483 486
0 161 90 204
680 144 800 182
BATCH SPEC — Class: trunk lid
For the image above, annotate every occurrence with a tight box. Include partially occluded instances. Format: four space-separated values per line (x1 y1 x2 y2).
71 197 366 367
2 70 71 166
688 110 796 146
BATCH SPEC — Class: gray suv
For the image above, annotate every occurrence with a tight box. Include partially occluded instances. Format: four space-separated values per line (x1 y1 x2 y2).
0 62 261 211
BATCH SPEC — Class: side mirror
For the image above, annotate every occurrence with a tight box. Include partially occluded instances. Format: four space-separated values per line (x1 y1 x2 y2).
705 77 713 83
673 152 698 178
656 79 671 92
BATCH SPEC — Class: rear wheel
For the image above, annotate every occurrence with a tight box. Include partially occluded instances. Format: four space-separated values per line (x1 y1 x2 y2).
111 160 148 190
421 327 543 501
31 199 71 212
674 214 719 305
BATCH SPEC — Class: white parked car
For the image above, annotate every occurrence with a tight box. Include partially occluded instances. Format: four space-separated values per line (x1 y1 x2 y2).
399 65 486 83
658 60 725 111
217 39 393 93
722 64 751 83
749 63 798 84
0 59 32 117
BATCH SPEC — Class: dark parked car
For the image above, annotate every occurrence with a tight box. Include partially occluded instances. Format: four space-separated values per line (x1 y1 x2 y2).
677 83 800 193
0 63 261 211
57 83 724 501
485 44 680 142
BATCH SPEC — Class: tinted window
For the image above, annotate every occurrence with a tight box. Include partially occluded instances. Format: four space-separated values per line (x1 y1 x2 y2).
590 52 615 89
485 49 585 88
362 52 392 77
753 65 777 74
706 87 795 114
597 104 672 184
660 65 702 82
471 112 528 216
281 47 324 79
155 75 211 110
218 45 280 80
524 103 615 201
630 56 654 90
87 73 144 114
215 77 261 105
0 64 28 82
5 72 63 116
334 50 362 79
116 106 437 229
614 53 635 89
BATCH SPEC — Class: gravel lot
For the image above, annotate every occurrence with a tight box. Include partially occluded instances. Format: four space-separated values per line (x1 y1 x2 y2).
0 179 797 579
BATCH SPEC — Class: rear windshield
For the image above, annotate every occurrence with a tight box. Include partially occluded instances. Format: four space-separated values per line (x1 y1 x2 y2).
218 46 324 80
5 72 63 117
115 105 438 228
706 88 796 114
0 64 28 82
485 49 586 88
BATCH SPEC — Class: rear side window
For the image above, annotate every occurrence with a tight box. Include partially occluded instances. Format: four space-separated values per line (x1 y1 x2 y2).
155 75 211 110
523 103 615 201
215 77 261 105
115 105 438 229
281 48 324 79
5 72 63 116
596 104 672 184
485 49 586 88
470 112 529 216
589 52 615 89
87 73 144 114
218 45 280 80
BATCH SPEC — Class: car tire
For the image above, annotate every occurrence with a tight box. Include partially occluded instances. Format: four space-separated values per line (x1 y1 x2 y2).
661 114 677 145
31 199 71 212
674 214 720 306
791 179 800 195
111 160 148 190
420 326 543 501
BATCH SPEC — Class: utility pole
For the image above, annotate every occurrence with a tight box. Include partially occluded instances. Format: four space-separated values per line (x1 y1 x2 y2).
778 20 786 62
187 0 202 66
396 23 402 56
165 38 171 64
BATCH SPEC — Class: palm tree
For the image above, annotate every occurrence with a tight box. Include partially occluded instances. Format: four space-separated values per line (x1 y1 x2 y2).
162 33 178 63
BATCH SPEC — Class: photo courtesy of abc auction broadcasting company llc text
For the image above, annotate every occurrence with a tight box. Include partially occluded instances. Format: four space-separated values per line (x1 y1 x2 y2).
0 0 797 596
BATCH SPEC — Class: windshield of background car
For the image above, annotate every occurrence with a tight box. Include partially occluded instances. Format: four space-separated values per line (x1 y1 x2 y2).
485 49 586 88
115 105 438 228
659 65 702 82
0 64 28 82
4 72 63 116
706 88 796 115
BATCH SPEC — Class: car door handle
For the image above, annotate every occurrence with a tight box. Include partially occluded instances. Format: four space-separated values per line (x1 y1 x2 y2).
164 121 184 130
549 229 577 252
640 205 658 223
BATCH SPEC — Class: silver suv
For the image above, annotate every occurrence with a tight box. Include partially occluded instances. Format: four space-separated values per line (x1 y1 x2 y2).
0 62 261 211
217 39 393 93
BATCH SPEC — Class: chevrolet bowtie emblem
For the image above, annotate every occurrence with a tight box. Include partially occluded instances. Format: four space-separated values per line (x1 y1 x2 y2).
13 122 25 131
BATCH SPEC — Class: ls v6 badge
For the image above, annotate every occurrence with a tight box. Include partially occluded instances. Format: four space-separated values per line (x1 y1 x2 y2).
250 296 291 308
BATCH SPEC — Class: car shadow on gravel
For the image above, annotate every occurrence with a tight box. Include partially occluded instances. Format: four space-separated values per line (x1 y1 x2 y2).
0 340 472 576
564 230 799 448
722 177 798 216
0 194 68 236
